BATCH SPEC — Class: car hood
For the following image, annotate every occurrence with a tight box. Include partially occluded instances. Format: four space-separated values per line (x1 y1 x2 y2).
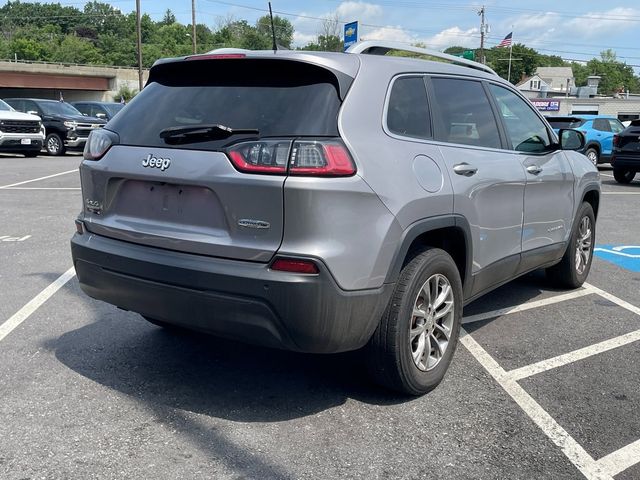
50 114 106 124
0 110 41 122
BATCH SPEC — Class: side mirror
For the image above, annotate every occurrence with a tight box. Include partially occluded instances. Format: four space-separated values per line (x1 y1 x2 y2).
95 113 106 119
558 128 585 151
27 110 38 115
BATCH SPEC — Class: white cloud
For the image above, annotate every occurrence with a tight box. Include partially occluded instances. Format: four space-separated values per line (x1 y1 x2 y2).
293 31 316 46
362 26 415 43
425 26 479 49
335 1 383 23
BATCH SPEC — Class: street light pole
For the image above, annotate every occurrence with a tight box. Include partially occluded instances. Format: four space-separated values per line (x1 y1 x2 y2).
136 0 143 91
478 5 485 65
191 0 197 54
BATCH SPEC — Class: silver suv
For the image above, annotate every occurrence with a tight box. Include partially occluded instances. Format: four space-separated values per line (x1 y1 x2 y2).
71 41 600 395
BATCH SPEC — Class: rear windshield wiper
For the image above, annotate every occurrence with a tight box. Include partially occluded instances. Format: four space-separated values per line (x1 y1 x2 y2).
159 124 259 144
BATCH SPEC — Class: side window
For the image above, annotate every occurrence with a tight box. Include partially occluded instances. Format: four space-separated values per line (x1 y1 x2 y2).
386 76 431 139
23 101 40 115
608 119 624 134
488 84 552 153
430 78 501 149
75 104 89 116
6 99 23 111
593 119 611 132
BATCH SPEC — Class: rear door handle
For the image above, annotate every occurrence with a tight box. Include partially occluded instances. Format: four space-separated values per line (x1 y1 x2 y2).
526 165 543 175
453 163 478 176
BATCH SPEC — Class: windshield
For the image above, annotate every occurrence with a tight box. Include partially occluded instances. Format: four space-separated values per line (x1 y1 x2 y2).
104 103 125 116
546 117 585 129
39 101 82 116
0 99 13 111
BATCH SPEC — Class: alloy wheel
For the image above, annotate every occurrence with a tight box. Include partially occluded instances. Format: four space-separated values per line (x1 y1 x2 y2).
409 273 455 371
575 215 592 275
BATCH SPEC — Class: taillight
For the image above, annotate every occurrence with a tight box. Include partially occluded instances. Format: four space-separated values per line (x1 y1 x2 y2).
84 129 119 160
227 140 290 174
270 257 319 274
290 141 356 176
613 134 619 147
225 138 356 177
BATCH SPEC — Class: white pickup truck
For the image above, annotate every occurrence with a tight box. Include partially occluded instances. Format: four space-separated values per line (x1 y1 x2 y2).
0 99 45 157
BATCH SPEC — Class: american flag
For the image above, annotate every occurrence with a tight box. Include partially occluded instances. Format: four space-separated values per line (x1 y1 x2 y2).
497 32 512 48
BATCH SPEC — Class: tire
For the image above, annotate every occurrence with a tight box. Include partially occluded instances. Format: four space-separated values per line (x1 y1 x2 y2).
546 202 595 289
23 150 40 158
45 133 65 156
613 168 635 184
585 147 599 167
366 248 463 396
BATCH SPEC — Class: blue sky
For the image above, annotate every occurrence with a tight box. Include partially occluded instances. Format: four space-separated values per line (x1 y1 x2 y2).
4 1 640 66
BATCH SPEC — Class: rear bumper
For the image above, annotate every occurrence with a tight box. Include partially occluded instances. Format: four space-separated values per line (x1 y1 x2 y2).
612 154 640 170
70 232 393 353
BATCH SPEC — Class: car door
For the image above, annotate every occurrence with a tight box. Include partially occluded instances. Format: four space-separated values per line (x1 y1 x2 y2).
428 77 526 295
593 118 614 155
487 83 574 269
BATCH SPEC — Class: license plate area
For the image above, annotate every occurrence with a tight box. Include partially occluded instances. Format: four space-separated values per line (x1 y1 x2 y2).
112 180 228 230
20 138 31 145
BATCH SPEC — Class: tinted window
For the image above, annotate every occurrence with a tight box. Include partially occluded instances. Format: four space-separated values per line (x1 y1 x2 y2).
489 84 552 153
5 99 24 112
104 103 124 116
0 99 12 111
593 119 611 132
608 119 625 134
386 76 431 139
546 117 585 129
74 104 90 115
430 78 501 149
108 59 343 150
38 101 82 116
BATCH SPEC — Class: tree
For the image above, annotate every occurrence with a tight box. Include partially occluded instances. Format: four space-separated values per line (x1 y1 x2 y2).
255 15 293 49
583 50 639 95
485 43 539 84
301 13 342 52
160 9 176 26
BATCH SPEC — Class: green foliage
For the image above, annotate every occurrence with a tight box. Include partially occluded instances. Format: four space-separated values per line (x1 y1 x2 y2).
116 84 137 102
0 0 636 95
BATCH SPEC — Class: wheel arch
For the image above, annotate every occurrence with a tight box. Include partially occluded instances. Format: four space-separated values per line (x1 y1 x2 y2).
582 187 600 219
585 142 601 154
385 215 473 298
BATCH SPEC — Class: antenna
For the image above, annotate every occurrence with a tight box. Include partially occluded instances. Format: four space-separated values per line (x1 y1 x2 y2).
268 2 277 52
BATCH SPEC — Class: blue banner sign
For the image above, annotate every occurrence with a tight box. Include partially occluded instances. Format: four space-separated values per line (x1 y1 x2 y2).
532 100 561 111
344 21 358 51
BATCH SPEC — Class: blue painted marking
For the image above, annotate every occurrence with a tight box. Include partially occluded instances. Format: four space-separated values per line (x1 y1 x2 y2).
594 244 640 272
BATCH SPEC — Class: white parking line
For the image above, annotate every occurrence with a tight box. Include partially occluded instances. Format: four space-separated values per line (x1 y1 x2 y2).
460 330 612 480
601 192 640 195
462 287 594 324
0 267 75 343
4 187 81 191
596 438 640 477
0 169 77 189
508 328 640 381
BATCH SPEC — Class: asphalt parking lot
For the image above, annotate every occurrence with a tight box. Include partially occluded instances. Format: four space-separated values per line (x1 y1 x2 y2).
1 154 640 480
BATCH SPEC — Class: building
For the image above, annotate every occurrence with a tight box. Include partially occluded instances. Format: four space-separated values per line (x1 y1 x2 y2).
518 67 640 122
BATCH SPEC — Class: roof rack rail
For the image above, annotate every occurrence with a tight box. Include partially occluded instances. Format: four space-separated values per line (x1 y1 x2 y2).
346 40 497 76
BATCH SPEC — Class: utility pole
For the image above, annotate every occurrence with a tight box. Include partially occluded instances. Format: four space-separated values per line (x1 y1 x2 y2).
136 0 143 91
478 5 485 65
191 0 197 54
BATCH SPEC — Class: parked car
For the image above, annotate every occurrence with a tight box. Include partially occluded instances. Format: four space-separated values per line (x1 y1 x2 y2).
611 119 640 183
3 98 106 156
72 101 125 121
71 41 600 395
545 114 625 166
0 99 45 157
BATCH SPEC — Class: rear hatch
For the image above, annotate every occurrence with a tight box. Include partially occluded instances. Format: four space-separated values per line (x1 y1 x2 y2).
545 116 585 133
79 55 352 262
615 120 640 155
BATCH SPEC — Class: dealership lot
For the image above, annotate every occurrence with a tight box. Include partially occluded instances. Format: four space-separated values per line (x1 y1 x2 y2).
1 154 640 479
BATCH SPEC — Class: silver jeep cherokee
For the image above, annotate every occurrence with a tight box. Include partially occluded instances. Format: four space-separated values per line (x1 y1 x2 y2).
71 41 599 395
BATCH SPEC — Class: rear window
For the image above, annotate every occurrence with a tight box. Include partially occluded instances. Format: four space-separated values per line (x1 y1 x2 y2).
545 117 585 129
107 59 345 150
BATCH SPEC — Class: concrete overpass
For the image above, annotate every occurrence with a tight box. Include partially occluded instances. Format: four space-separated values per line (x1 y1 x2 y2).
0 61 150 102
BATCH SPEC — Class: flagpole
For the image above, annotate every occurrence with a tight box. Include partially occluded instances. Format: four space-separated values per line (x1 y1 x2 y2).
507 29 513 82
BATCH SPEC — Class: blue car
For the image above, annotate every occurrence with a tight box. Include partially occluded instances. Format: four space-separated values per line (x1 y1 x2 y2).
546 115 625 166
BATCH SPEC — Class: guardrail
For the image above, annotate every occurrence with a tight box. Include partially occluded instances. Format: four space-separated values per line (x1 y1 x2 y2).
0 58 146 71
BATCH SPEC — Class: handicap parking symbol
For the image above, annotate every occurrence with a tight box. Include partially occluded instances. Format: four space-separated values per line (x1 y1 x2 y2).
594 245 640 272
